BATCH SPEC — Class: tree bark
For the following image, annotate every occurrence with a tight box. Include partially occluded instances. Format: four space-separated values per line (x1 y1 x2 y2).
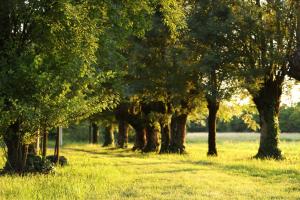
143 123 159 152
169 114 187 154
159 121 170 153
3 124 29 173
54 127 60 164
132 126 146 151
252 79 283 159
89 121 92 144
42 129 48 158
28 130 39 156
92 123 99 144
207 99 220 156
102 125 114 147
128 115 147 151
117 120 129 148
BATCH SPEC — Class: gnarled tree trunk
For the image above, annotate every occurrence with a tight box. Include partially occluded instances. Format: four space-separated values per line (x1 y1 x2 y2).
207 99 220 156
102 125 114 147
253 79 283 159
132 126 146 151
3 124 29 173
143 123 159 152
169 114 187 154
159 121 170 153
117 120 129 148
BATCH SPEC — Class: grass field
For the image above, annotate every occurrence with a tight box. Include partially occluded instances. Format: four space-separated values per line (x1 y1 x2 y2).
1 133 300 200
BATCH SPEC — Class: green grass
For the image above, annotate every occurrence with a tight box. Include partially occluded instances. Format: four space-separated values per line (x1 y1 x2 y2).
1 133 300 200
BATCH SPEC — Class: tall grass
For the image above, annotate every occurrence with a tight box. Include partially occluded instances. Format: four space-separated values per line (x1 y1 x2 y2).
0 133 299 200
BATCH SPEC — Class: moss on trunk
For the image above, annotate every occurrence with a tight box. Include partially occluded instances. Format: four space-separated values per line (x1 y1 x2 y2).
253 79 283 159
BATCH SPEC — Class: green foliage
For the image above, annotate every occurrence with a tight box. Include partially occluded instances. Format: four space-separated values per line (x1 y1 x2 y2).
0 1 115 141
188 0 240 104
235 0 297 94
280 103 300 132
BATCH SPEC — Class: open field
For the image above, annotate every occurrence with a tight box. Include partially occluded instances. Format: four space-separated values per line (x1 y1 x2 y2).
1 133 300 200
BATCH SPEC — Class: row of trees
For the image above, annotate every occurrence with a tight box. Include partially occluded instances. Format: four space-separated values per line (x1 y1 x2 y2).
188 102 300 133
0 0 300 173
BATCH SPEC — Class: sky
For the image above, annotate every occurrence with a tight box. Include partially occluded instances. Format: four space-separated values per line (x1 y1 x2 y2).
282 83 300 106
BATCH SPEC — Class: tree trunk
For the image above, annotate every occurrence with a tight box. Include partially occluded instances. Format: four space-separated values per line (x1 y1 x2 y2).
252 79 283 159
132 126 146 151
207 99 220 156
54 127 60 164
159 121 170 153
36 129 40 155
102 125 114 147
117 120 129 148
127 113 147 151
169 114 187 154
3 124 29 173
42 129 48 158
28 143 37 156
92 123 99 144
89 121 92 144
143 123 159 152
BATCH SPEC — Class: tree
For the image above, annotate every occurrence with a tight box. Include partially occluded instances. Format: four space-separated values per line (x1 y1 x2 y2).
289 0 300 81
121 0 190 153
0 0 117 173
237 0 297 159
188 0 240 156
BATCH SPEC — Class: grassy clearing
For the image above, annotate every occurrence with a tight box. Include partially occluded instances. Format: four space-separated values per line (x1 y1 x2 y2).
0 133 300 200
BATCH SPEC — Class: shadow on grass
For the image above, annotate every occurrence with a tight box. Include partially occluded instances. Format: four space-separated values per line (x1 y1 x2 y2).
152 168 200 174
221 164 300 178
187 159 300 180
64 147 141 158
64 147 300 181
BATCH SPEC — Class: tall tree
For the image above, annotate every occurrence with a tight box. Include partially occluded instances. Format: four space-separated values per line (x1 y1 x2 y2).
188 0 240 156
237 0 297 159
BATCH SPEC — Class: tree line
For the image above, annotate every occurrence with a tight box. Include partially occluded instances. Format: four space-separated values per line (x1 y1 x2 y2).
0 0 300 173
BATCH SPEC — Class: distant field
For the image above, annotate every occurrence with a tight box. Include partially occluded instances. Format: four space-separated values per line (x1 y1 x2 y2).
186 132 300 142
0 133 300 200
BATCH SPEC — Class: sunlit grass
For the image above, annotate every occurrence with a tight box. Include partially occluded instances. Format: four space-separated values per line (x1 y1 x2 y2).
0 133 300 200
